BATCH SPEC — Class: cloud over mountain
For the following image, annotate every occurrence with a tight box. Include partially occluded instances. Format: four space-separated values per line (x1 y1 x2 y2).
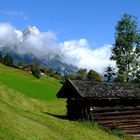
0 23 115 73
60 40 115 73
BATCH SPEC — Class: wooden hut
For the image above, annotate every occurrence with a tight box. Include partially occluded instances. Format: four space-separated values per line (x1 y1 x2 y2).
57 79 140 135
21 65 33 72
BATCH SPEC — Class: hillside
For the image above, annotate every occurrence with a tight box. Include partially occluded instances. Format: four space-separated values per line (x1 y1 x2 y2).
0 64 138 140
0 64 61 100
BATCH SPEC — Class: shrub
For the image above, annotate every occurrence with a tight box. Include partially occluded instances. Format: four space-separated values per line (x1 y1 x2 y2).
32 63 41 79
110 124 125 138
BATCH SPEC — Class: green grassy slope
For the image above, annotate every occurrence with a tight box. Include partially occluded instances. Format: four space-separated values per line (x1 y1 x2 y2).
0 64 138 140
0 64 61 100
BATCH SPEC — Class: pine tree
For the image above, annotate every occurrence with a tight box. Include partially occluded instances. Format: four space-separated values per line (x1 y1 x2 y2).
104 66 116 82
3 55 13 66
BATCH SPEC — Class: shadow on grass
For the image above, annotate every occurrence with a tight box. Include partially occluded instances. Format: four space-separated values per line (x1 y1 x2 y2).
43 112 68 120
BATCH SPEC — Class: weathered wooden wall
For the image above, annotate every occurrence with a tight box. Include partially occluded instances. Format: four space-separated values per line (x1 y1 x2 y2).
91 106 140 135
66 98 140 135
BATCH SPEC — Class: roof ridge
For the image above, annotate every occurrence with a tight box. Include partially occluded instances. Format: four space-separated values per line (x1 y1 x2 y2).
70 79 135 85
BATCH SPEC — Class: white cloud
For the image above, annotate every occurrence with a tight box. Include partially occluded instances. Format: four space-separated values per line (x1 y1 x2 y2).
1 10 29 20
0 23 115 73
0 23 21 48
18 32 58 58
60 39 115 73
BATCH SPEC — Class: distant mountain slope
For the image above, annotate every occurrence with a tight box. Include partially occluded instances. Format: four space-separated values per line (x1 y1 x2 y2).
0 46 77 75
0 64 133 140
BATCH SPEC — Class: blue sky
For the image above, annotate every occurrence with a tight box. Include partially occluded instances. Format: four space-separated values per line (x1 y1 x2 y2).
0 0 140 47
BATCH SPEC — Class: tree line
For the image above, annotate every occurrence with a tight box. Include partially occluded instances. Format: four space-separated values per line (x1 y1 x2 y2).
0 55 63 80
65 68 102 81
0 54 13 66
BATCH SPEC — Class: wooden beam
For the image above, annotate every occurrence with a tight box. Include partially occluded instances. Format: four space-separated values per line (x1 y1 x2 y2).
94 114 140 120
92 110 140 117
92 106 140 113
98 119 140 125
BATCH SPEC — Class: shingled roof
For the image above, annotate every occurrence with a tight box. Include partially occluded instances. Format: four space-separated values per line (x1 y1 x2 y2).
57 79 140 99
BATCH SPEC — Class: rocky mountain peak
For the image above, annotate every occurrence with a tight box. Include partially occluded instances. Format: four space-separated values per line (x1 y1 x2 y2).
23 26 40 37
